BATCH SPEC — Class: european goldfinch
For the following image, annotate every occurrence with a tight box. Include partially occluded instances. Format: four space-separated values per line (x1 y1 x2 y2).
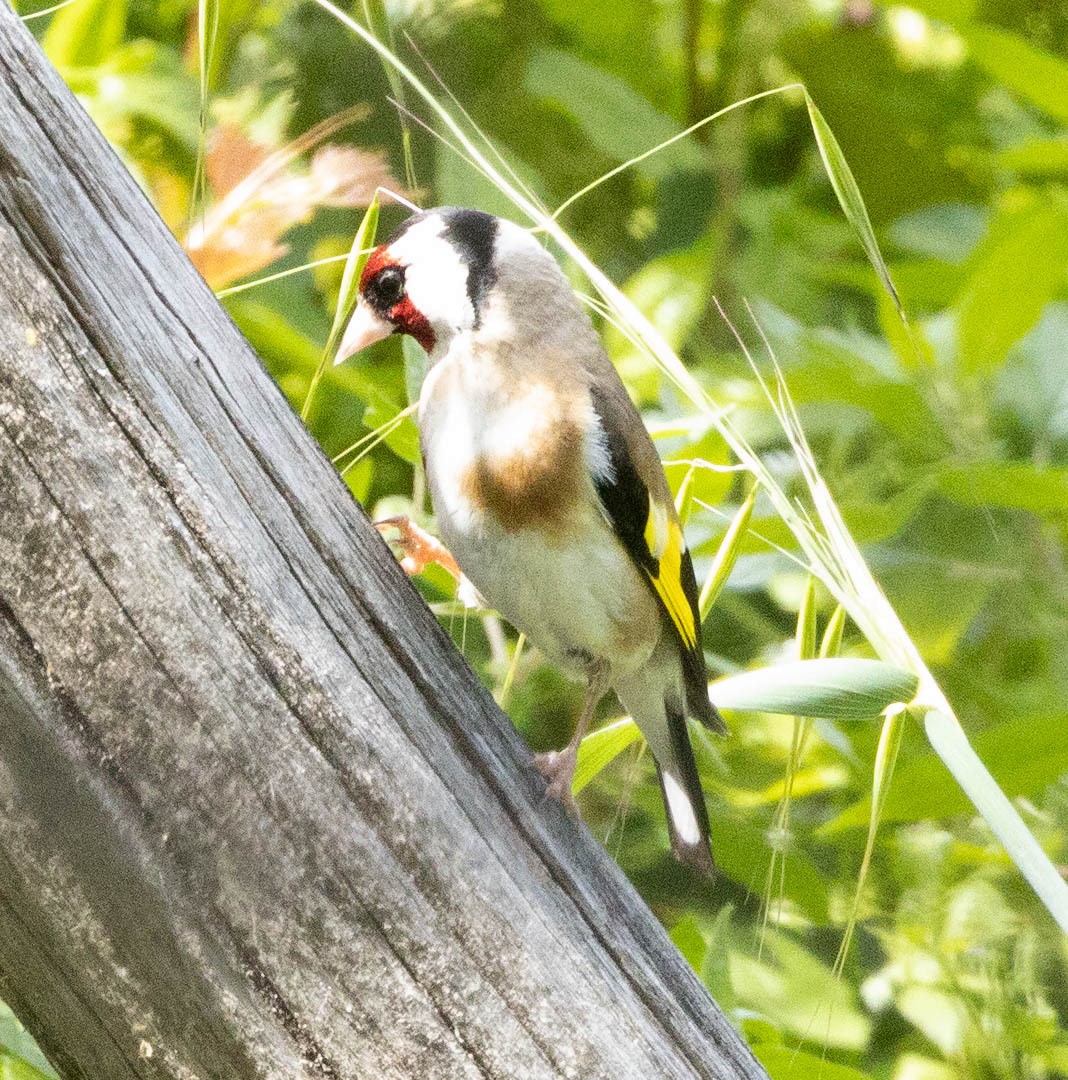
336 207 726 878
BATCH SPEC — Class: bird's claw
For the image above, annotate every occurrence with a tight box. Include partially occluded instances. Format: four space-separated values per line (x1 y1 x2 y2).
374 515 462 580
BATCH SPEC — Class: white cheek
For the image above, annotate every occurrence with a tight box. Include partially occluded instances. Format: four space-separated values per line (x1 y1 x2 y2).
390 219 474 335
405 261 470 332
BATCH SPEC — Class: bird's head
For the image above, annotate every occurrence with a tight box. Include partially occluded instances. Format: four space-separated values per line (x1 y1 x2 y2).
335 206 503 365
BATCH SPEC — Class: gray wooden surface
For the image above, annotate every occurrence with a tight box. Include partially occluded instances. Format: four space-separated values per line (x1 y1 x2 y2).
0 8 767 1079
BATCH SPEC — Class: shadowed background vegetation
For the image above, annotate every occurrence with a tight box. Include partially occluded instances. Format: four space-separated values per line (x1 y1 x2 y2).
7 0 1068 1077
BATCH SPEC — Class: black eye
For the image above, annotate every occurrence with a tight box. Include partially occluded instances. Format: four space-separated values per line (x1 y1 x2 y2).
369 265 406 311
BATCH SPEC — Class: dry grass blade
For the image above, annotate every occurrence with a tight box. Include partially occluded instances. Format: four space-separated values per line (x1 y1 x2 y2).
19 0 80 20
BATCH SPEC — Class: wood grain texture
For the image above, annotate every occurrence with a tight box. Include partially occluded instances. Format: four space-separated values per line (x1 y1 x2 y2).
0 8 767 1079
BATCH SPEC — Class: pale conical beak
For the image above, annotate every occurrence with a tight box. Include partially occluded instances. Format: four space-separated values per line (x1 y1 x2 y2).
334 303 394 365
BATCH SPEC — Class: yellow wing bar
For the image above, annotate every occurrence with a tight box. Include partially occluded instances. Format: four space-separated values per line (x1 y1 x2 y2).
642 497 697 650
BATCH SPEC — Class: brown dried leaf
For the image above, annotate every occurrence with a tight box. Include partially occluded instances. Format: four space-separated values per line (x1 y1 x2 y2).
206 124 270 198
185 115 410 290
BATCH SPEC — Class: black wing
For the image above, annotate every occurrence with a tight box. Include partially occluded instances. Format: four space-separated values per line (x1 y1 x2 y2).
588 383 726 733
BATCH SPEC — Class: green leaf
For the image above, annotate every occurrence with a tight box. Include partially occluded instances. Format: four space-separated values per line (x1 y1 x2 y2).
43 0 126 68
525 48 702 176
609 247 711 354
669 913 707 973
329 195 381 356
826 710 1068 934
820 605 847 658
0 1004 56 1079
0 1051 57 1080
731 930 870 1050
303 195 380 421
226 299 323 376
937 462 1068 518
360 399 421 465
753 1045 874 1080
402 334 428 406
713 659 918 720
58 42 201 155
198 0 220 98
435 139 547 223
922 709 1068 934
203 0 259 91
796 575 818 661
698 487 756 620
574 718 642 793
805 93 904 322
965 25 1068 123
831 711 1068 828
228 298 398 420
711 816 830 923
956 194 1068 375
694 487 931 563
1000 139 1068 177
774 330 938 442
606 245 712 400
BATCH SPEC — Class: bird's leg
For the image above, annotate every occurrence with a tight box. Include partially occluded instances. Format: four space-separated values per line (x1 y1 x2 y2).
375 515 462 580
535 660 610 815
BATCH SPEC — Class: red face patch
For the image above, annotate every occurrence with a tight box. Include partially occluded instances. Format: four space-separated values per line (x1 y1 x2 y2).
359 244 395 290
389 295 435 353
359 245 436 354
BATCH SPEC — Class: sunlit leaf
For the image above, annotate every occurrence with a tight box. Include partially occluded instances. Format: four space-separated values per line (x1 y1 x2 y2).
830 711 1068 828
796 576 818 662
805 93 904 322
330 194 381 355
0 1051 57 1080
938 462 1068 518
0 1003 56 1079
965 25 1068 123
525 48 702 176
303 194 380 420
900 0 976 23
42 0 126 68
731 931 871 1050
698 487 756 620
753 1044 873 1080
574 718 642 793
956 193 1068 375
360 398 421 465
1000 139 1068 177
820 605 847 658
713 659 918 720
669 913 706 973
606 245 713 398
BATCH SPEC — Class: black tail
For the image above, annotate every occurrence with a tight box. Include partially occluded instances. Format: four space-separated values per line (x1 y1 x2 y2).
685 667 728 735
656 698 716 880
678 549 728 734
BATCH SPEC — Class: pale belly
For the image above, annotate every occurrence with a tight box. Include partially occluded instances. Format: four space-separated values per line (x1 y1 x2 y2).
438 502 661 680
418 350 661 679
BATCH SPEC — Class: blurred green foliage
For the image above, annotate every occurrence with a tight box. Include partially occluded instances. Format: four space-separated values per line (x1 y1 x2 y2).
13 0 1068 1076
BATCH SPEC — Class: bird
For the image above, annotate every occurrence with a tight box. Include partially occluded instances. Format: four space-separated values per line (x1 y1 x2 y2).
335 206 727 878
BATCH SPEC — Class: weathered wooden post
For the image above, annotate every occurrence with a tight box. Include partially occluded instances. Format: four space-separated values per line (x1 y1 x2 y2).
0 7 766 1078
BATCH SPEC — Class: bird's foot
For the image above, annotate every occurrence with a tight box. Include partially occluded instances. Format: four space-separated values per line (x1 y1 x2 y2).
375 516 462 580
534 748 580 817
